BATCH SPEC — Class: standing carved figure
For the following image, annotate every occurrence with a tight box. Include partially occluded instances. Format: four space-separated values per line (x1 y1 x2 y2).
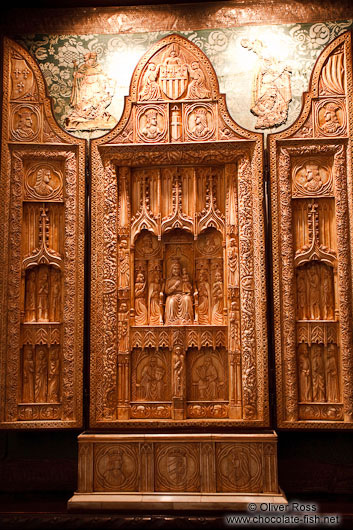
311 345 326 402
118 238 130 290
135 271 148 325
228 237 239 288
326 344 339 402
35 348 48 403
22 345 35 402
212 269 224 325
48 348 60 403
148 267 163 325
322 266 334 320
50 270 61 322
308 265 321 320
197 269 211 325
37 267 49 322
298 343 312 402
296 268 307 320
25 269 37 322
173 346 185 398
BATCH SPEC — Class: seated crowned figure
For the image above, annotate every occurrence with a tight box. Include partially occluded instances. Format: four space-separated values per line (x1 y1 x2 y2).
164 259 193 325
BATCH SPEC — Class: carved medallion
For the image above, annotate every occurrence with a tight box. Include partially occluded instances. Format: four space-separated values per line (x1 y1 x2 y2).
11 104 40 142
24 163 63 201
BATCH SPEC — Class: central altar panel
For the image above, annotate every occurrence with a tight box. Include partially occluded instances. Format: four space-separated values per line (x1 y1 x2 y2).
89 34 268 429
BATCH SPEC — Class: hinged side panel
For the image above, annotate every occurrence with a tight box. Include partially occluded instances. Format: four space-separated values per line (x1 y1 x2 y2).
270 31 353 428
0 38 85 428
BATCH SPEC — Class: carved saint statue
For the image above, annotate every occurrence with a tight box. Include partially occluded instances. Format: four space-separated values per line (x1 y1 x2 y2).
212 269 224 325
118 301 129 351
148 266 163 325
241 38 292 129
22 345 35 402
66 51 116 131
173 346 185 398
134 271 148 326
139 62 161 101
165 260 193 325
48 348 60 403
311 345 326 402
228 237 239 288
37 267 49 322
187 61 210 99
197 269 211 325
322 266 334 320
34 348 48 403
296 268 308 320
50 270 61 322
195 354 219 400
298 343 312 402
326 344 339 402
118 238 130 290
308 265 321 320
25 269 37 322
321 102 341 134
139 355 166 401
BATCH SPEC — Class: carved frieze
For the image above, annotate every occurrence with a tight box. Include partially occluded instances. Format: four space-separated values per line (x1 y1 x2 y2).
90 34 268 428
0 39 85 428
270 31 353 428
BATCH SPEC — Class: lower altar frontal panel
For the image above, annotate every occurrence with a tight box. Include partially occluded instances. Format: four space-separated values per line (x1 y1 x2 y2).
68 432 286 511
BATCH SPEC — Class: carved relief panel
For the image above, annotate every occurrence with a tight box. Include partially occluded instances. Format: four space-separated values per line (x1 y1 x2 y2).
0 39 85 427
270 31 353 427
90 34 268 428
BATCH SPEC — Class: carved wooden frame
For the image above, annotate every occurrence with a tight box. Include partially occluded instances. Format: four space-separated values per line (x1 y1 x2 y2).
90 34 269 428
269 31 353 428
0 38 85 428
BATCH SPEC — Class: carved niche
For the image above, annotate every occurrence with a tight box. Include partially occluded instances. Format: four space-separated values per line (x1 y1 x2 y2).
90 34 268 428
270 31 353 427
0 39 85 427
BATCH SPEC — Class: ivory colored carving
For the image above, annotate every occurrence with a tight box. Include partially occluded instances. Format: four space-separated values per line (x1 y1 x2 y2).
90 34 269 428
270 31 353 427
0 39 85 428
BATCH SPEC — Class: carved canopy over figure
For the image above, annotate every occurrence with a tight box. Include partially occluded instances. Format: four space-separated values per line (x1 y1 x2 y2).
66 51 117 131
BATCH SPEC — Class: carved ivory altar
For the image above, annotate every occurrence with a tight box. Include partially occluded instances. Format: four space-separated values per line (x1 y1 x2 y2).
68 34 285 509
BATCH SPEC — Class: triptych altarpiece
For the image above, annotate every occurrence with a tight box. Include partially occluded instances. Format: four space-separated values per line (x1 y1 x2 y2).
0 29 353 506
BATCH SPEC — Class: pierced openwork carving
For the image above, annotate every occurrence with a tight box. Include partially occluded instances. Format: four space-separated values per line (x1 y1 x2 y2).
90 34 268 428
270 31 353 428
0 39 85 428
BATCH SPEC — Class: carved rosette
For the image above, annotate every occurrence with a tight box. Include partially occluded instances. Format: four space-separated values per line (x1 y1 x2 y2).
0 39 85 428
270 31 353 428
90 34 268 429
